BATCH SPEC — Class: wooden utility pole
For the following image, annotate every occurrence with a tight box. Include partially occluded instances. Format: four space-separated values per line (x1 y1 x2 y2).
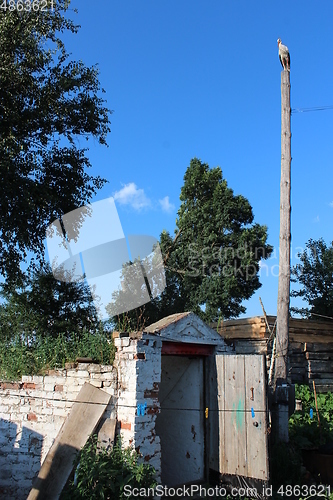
274 68 291 442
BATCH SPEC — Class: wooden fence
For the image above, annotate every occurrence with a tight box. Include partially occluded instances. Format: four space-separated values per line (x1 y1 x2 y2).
211 316 333 392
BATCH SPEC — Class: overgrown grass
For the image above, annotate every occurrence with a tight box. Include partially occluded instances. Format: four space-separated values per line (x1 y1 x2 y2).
0 329 115 380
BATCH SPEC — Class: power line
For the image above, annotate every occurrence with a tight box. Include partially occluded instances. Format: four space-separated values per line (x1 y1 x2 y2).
292 311 333 321
292 104 333 114
2 390 274 413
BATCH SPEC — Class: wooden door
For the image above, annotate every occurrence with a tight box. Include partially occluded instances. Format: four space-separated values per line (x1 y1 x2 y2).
207 354 269 481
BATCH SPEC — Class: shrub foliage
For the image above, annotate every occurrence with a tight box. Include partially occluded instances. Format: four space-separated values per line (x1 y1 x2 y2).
61 436 157 499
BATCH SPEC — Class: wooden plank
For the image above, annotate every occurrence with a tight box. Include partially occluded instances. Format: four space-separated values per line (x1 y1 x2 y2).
218 323 264 332
290 334 333 343
233 341 268 355
217 355 225 475
214 316 333 332
245 355 269 481
207 355 223 473
289 342 306 351
219 331 266 340
291 366 307 375
289 318 333 331
308 376 333 384
308 361 333 372
97 418 116 450
223 355 247 476
304 343 333 352
212 316 264 329
290 329 333 338
305 353 333 360
291 375 307 383
27 383 111 500
314 384 333 393
289 354 306 363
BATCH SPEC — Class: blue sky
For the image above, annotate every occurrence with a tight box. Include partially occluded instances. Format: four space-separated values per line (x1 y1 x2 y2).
58 0 333 318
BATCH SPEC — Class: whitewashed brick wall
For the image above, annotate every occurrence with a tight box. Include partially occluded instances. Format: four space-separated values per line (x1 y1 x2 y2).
0 335 163 499
0 363 117 500
113 334 162 478
0 313 230 499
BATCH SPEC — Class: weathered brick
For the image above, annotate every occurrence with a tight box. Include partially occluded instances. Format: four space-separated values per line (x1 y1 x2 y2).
89 380 102 388
41 407 53 416
120 421 131 430
101 386 115 395
88 364 101 373
101 380 113 387
5 397 20 406
114 338 122 348
0 382 21 390
66 370 89 378
44 375 66 385
27 413 37 422
23 382 36 390
19 405 32 413
100 365 113 373
77 363 90 370
99 372 114 381
54 385 63 392
134 353 146 360
43 383 55 392
53 408 69 417
65 362 77 369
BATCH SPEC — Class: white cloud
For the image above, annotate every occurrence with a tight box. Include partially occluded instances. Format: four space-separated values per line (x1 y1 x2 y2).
114 183 151 210
329 201 333 208
313 215 320 223
159 196 175 213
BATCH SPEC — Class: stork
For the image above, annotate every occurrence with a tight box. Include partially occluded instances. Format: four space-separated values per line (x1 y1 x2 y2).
277 39 290 71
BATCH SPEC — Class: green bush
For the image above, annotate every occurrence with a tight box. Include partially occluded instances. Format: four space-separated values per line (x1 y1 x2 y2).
61 436 157 499
289 384 333 449
0 329 115 380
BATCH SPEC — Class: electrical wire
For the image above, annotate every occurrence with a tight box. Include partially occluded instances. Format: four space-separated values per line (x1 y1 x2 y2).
1 390 286 413
308 312 333 320
292 104 333 114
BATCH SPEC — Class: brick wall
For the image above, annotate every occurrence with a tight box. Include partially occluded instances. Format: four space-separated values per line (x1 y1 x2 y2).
0 363 117 500
113 334 162 476
0 335 163 499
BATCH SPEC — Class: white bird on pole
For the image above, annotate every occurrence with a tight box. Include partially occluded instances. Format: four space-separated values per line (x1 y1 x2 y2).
277 39 290 71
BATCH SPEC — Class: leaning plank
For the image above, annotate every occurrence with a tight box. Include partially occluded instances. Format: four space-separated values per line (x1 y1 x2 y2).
97 418 116 450
27 382 111 500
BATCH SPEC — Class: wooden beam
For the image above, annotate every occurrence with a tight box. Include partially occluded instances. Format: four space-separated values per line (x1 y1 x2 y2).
27 383 110 500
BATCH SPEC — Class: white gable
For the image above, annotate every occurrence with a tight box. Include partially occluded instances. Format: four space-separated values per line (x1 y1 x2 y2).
143 312 230 350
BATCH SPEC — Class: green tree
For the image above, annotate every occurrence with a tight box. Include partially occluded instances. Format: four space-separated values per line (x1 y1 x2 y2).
0 265 116 379
0 1 111 284
291 238 333 320
113 158 273 329
0 264 102 340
